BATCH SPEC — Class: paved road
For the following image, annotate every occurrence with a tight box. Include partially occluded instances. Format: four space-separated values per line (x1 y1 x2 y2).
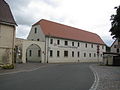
0 63 94 90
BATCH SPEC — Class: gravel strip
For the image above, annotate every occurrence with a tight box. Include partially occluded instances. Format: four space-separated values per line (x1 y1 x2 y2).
91 64 120 90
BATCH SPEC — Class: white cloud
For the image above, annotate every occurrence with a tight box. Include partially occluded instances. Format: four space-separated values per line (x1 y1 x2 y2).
6 0 120 46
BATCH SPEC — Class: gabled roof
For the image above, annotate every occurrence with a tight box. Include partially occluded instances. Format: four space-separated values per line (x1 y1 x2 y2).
34 19 105 45
0 0 17 25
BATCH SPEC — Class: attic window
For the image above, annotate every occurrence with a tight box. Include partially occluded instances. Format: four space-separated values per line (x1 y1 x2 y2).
35 28 37 34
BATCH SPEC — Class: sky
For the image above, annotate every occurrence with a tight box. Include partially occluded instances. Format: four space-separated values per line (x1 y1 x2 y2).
5 0 120 46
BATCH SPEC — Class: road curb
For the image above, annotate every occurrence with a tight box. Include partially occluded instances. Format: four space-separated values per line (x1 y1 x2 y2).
89 65 99 90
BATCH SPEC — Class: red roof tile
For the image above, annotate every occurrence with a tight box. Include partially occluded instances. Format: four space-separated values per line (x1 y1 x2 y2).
0 0 17 25
34 19 105 45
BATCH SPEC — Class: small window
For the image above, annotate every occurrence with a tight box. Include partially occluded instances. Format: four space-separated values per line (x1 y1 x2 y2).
117 49 119 53
65 41 68 46
38 50 41 57
78 52 80 57
50 39 53 44
72 51 74 57
102 45 104 49
89 53 91 57
91 44 93 48
84 53 86 57
78 42 80 47
29 50 32 56
72 42 74 46
64 51 68 57
57 40 60 45
94 53 96 57
114 45 116 48
35 28 37 34
57 51 60 57
37 39 39 41
85 43 87 48
50 50 53 57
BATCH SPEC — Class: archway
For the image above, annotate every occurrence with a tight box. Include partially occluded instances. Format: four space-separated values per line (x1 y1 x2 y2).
26 44 41 63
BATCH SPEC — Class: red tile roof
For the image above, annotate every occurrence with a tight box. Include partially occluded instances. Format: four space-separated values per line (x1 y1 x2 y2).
34 19 105 45
0 0 17 25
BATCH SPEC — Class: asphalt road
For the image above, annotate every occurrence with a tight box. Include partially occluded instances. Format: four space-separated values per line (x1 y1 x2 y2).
0 63 94 90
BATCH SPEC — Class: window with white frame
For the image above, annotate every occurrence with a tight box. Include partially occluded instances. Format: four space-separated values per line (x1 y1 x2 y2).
64 51 68 57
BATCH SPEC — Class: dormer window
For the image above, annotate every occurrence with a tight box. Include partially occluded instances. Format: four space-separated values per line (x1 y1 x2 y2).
35 28 37 34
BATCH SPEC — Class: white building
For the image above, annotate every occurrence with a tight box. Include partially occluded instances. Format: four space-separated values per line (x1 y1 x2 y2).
26 19 106 63
111 39 120 53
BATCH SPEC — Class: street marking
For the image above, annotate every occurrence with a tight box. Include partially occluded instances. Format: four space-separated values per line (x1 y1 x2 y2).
89 65 99 90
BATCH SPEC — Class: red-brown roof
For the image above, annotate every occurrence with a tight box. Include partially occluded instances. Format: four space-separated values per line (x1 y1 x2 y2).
0 0 17 25
34 19 105 45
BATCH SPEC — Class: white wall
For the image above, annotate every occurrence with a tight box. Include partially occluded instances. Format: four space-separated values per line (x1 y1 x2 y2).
27 25 45 42
45 37 106 63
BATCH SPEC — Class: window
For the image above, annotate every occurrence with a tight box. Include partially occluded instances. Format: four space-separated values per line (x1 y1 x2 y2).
38 50 41 57
57 40 60 45
72 51 74 57
102 45 104 49
89 53 91 57
114 45 116 48
78 42 80 47
117 49 119 53
35 28 37 34
64 51 68 57
65 41 68 46
37 39 39 41
84 53 86 57
91 44 93 48
78 52 80 57
57 51 60 57
29 50 32 56
85 43 87 48
50 50 53 57
50 39 53 44
72 42 74 46
94 53 96 57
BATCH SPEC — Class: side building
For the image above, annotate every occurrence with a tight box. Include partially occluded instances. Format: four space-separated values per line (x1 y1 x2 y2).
27 19 106 63
111 39 120 53
0 0 17 64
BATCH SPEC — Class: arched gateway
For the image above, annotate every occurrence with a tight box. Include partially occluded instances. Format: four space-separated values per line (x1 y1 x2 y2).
15 38 45 63
26 44 41 63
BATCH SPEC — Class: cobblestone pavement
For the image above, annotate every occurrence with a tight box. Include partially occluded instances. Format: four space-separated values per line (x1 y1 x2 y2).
91 64 120 90
0 63 52 75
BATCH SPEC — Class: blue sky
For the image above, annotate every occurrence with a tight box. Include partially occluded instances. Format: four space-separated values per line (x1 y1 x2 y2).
6 0 120 46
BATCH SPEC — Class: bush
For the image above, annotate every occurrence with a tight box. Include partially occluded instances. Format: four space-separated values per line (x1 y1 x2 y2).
1 64 14 69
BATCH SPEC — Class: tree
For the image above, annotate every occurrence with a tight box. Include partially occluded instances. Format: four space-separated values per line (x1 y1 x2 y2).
110 5 120 40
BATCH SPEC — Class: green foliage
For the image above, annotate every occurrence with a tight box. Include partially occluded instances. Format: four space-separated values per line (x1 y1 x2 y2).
1 64 14 69
110 5 120 39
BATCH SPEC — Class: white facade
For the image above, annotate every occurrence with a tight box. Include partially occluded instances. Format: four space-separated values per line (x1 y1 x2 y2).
111 39 120 53
27 25 106 63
